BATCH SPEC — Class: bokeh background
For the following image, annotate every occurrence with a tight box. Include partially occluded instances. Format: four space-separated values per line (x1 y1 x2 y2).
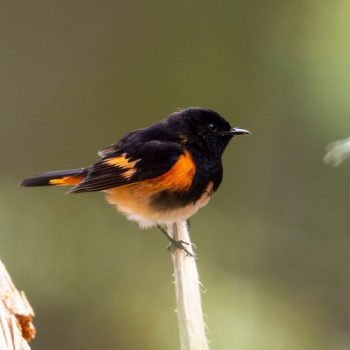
1 1 350 349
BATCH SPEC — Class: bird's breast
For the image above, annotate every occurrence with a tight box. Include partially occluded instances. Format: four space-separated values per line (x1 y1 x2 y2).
105 181 213 228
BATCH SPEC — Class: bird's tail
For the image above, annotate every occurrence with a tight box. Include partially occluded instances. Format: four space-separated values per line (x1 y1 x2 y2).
20 168 88 187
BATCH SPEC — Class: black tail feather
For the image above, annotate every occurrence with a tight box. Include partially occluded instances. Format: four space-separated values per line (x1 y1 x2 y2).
20 168 87 187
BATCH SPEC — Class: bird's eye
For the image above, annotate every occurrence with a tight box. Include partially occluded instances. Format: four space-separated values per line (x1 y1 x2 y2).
208 123 217 132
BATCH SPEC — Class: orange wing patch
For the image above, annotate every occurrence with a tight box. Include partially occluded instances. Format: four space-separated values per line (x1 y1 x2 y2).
49 175 84 186
104 153 138 179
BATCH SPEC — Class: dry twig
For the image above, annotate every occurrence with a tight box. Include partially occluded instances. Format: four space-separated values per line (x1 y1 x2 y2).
0 260 35 350
167 221 209 350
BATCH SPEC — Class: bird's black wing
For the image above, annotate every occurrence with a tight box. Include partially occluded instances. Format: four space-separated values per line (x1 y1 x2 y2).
70 139 184 193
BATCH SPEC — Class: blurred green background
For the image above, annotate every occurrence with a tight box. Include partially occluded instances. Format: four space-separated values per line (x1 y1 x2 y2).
1 1 350 349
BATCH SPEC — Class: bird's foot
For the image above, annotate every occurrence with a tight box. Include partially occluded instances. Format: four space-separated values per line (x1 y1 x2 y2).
167 238 194 257
157 224 194 257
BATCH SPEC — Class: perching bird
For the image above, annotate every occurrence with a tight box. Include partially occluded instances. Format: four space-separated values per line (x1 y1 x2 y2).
21 107 250 254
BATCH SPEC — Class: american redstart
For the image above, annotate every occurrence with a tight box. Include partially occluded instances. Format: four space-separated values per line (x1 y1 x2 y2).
21 107 250 254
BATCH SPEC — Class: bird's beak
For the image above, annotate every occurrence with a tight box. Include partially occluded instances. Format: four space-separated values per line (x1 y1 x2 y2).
229 127 251 136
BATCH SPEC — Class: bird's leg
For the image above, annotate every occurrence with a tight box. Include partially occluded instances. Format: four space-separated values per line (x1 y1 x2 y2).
157 224 194 257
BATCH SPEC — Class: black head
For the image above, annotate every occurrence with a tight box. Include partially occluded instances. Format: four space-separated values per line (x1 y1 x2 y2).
165 107 250 156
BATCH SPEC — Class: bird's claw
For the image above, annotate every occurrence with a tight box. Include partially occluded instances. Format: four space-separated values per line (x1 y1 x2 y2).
167 239 194 257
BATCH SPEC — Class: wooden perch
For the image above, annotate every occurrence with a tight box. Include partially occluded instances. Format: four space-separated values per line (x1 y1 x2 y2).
168 222 209 350
0 260 35 350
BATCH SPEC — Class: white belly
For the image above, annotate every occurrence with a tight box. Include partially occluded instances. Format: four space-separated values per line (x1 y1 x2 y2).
105 182 213 228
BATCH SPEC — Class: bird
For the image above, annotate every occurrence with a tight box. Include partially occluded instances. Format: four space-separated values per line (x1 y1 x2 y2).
21 107 250 255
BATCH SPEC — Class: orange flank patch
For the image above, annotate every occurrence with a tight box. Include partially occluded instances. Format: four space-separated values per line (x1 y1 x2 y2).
115 150 196 194
151 150 196 192
105 151 199 224
104 153 138 179
49 176 83 186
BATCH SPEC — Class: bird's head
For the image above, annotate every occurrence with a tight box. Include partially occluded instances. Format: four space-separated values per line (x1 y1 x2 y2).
166 107 250 156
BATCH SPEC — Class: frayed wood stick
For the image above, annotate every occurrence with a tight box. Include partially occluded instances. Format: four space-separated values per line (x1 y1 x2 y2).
167 221 209 350
0 259 35 350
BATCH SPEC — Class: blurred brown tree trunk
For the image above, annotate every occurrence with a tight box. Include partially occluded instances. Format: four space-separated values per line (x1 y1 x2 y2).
0 260 35 350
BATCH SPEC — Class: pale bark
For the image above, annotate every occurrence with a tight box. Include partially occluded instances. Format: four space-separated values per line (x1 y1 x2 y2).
0 260 35 350
168 221 209 350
